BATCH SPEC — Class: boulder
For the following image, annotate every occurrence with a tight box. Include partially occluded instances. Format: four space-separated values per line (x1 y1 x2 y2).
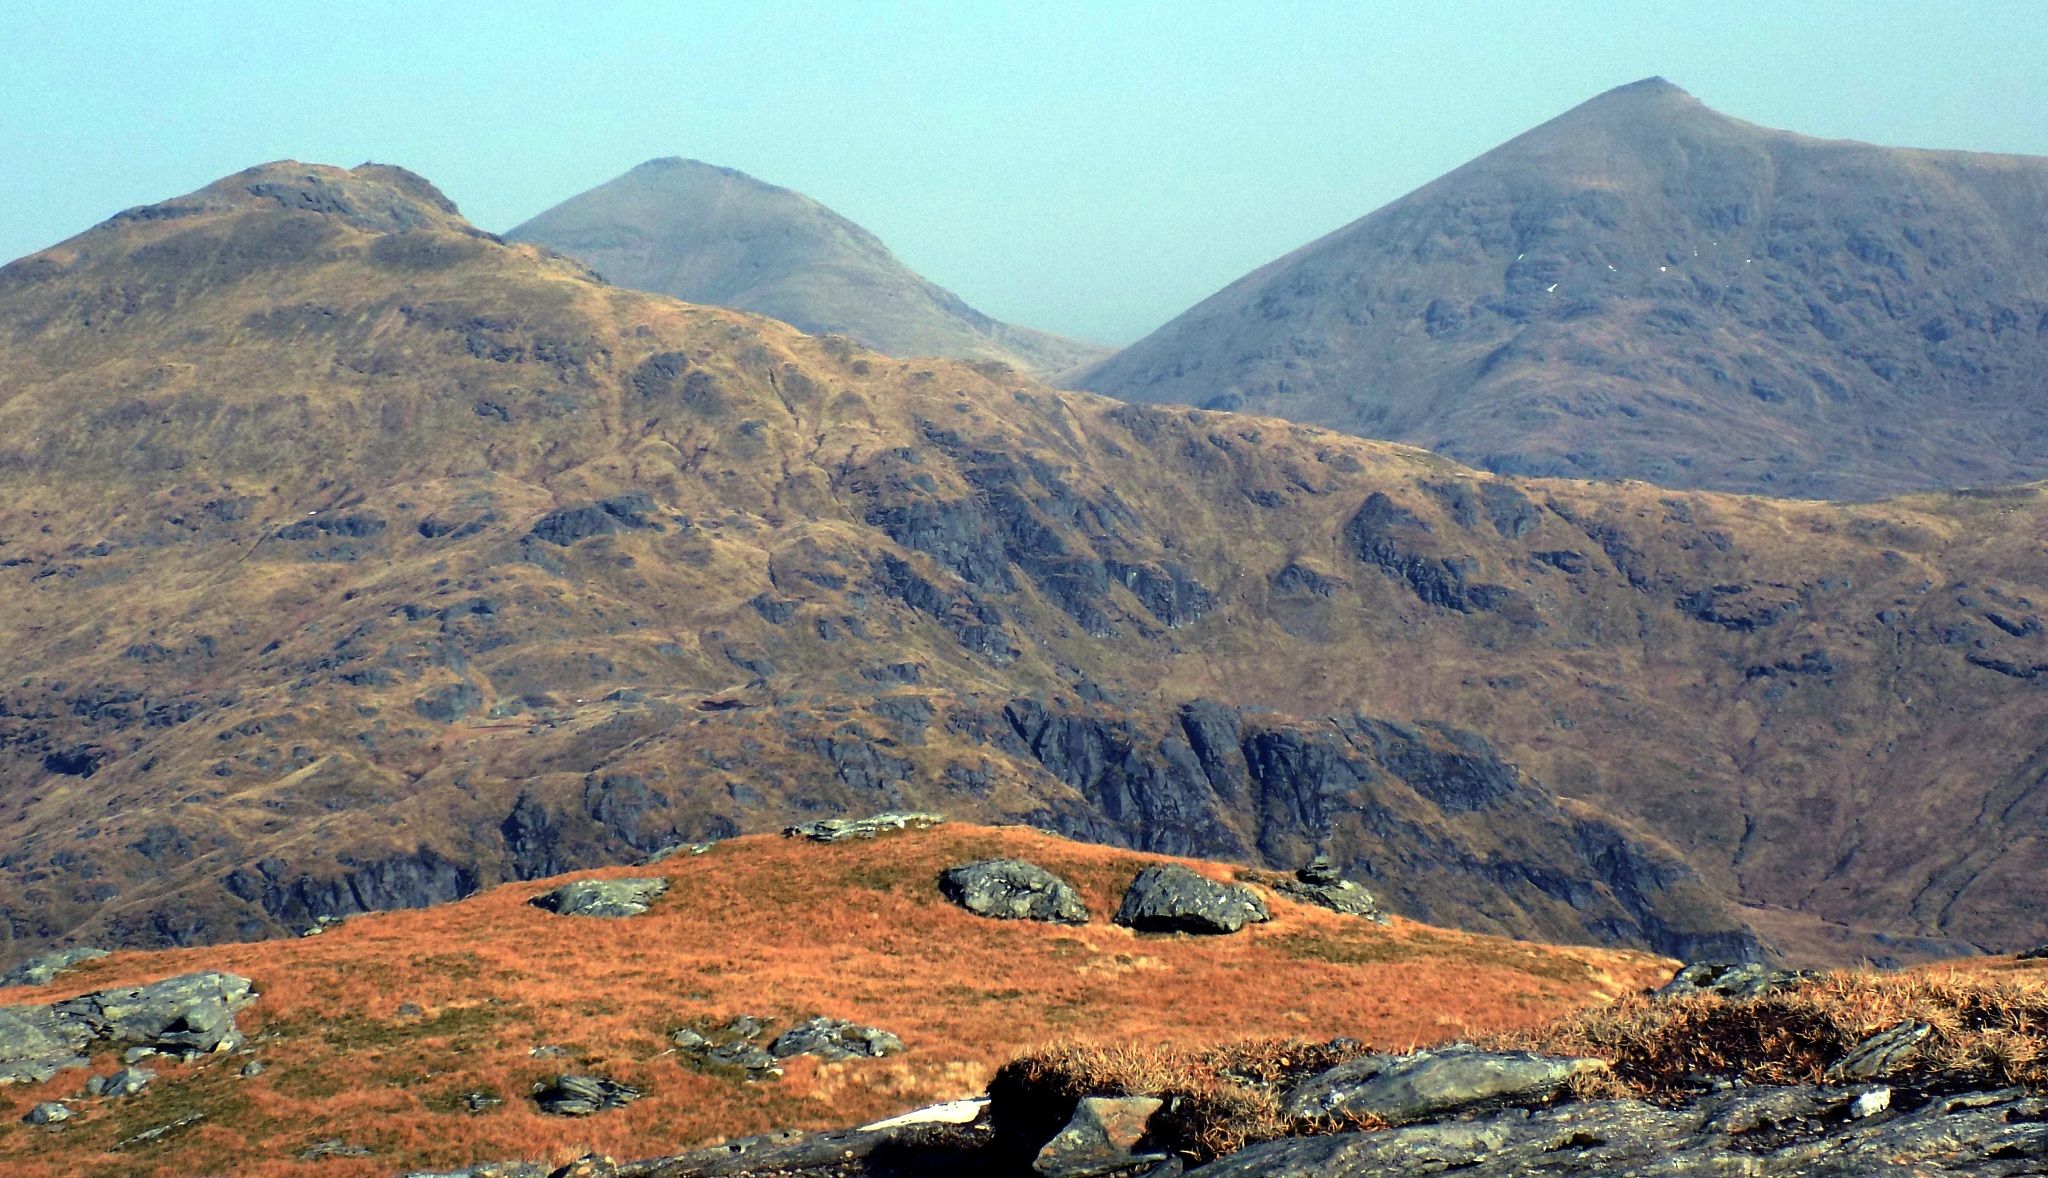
1114 865 1270 935
1283 1045 1606 1124
782 812 943 843
0 1004 91 1084
704 1042 780 1075
1654 961 1816 1000
533 1074 643 1116
1269 856 1383 920
52 971 255 1057
1 948 109 989
939 859 1090 924
85 1064 155 1098
22 1101 70 1126
1034 1095 1173 1177
768 1016 905 1061
1828 1020 1932 1080
528 877 669 918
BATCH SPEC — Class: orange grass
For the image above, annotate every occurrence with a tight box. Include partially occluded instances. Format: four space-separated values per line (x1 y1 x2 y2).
0 824 1672 1176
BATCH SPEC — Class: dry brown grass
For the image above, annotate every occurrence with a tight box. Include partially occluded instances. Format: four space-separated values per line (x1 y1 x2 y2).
1483 964 2048 1098
0 823 1669 1177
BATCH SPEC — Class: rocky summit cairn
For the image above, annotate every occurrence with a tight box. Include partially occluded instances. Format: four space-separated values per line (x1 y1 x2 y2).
533 1074 643 1116
1114 864 1270 935
1268 856 1384 921
939 859 1090 924
783 812 943 843
1 971 254 1085
527 877 669 918
1655 961 1817 1000
1283 1045 1608 1124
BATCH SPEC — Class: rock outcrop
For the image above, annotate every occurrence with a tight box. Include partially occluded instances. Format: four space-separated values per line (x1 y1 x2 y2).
528 878 669 918
783 813 944 843
533 1074 643 1117
2 971 255 1085
1114 866 1269 935
1263 857 1382 920
0 948 108 988
939 859 1090 925
1282 1046 1606 1124
1655 961 1817 1000
767 1017 905 1062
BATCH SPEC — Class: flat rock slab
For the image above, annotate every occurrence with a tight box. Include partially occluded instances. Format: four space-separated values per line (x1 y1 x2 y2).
530 877 670 918
1035 1095 1171 1177
940 859 1090 924
1114 865 1269 935
1284 1046 1605 1123
1 948 109 989
782 812 943 843
1829 1020 1932 1080
1191 1084 2048 1176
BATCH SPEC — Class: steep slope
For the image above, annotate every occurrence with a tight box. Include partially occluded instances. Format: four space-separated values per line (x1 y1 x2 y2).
506 158 1107 379
0 823 1676 1177
8 162 2048 973
1082 78 2048 499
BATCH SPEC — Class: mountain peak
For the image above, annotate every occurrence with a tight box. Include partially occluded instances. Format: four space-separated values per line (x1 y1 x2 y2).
99 160 478 240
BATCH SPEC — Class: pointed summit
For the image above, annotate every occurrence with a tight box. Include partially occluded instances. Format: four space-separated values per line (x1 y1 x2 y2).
507 159 1108 378
1081 82 2048 499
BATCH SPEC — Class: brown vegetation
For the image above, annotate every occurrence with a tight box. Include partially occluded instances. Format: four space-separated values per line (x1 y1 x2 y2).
0 823 1669 1176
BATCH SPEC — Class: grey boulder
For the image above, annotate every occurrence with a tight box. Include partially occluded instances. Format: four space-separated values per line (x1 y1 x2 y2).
768 1016 905 1061
1270 857 1383 920
1114 865 1269 935
52 971 255 1057
1034 1095 1173 1177
1283 1046 1606 1124
85 1064 155 1098
529 877 669 917
782 812 943 843
1829 1020 1933 1080
0 1004 92 1084
533 1073 643 1116
940 859 1090 924
1 948 109 989
1655 961 1816 1000
23 1101 71 1125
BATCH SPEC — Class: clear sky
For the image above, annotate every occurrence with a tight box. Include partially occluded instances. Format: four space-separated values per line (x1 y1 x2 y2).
5 1 2044 345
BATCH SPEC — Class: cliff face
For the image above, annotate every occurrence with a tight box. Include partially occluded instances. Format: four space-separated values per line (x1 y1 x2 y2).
1083 78 2048 499
6 162 2048 968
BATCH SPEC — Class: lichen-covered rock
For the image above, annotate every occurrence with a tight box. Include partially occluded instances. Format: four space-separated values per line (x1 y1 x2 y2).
1033 1095 1170 1177
768 1016 905 1061
85 1064 155 1098
22 1101 70 1126
528 877 669 918
1114 865 1269 935
782 812 943 843
1190 1084 2048 1176
0 948 109 989
533 1073 643 1116
1655 961 1815 1000
0 1005 91 1084
1829 1020 1932 1080
940 859 1090 924
51 971 255 1058
1269 856 1383 920
1283 1046 1606 1124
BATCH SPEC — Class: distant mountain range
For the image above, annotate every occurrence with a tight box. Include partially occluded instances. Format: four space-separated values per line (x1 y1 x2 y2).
1080 78 2048 499
507 157 1108 380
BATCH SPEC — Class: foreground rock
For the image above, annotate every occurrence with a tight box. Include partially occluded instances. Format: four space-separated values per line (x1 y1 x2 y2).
1266 857 1383 921
1655 961 1815 1000
1034 1095 1173 1177
1188 1083 2048 1176
0 948 109 988
783 812 944 843
530 877 670 918
2 971 254 1084
84 1064 155 1098
1829 1020 1932 1080
1283 1046 1605 1124
1114 866 1269 935
939 859 1090 924
534 1073 644 1116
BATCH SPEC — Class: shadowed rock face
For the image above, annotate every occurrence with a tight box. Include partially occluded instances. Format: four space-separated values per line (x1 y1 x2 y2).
14 160 2048 970
507 158 1109 380
1083 78 2048 499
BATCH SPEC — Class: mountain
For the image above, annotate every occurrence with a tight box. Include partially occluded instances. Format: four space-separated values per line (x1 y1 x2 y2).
0 821 1675 1175
8 162 2048 975
506 157 1108 379
1080 78 2048 499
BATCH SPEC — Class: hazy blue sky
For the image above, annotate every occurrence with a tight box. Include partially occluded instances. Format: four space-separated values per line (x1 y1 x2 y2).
5 1 2045 345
